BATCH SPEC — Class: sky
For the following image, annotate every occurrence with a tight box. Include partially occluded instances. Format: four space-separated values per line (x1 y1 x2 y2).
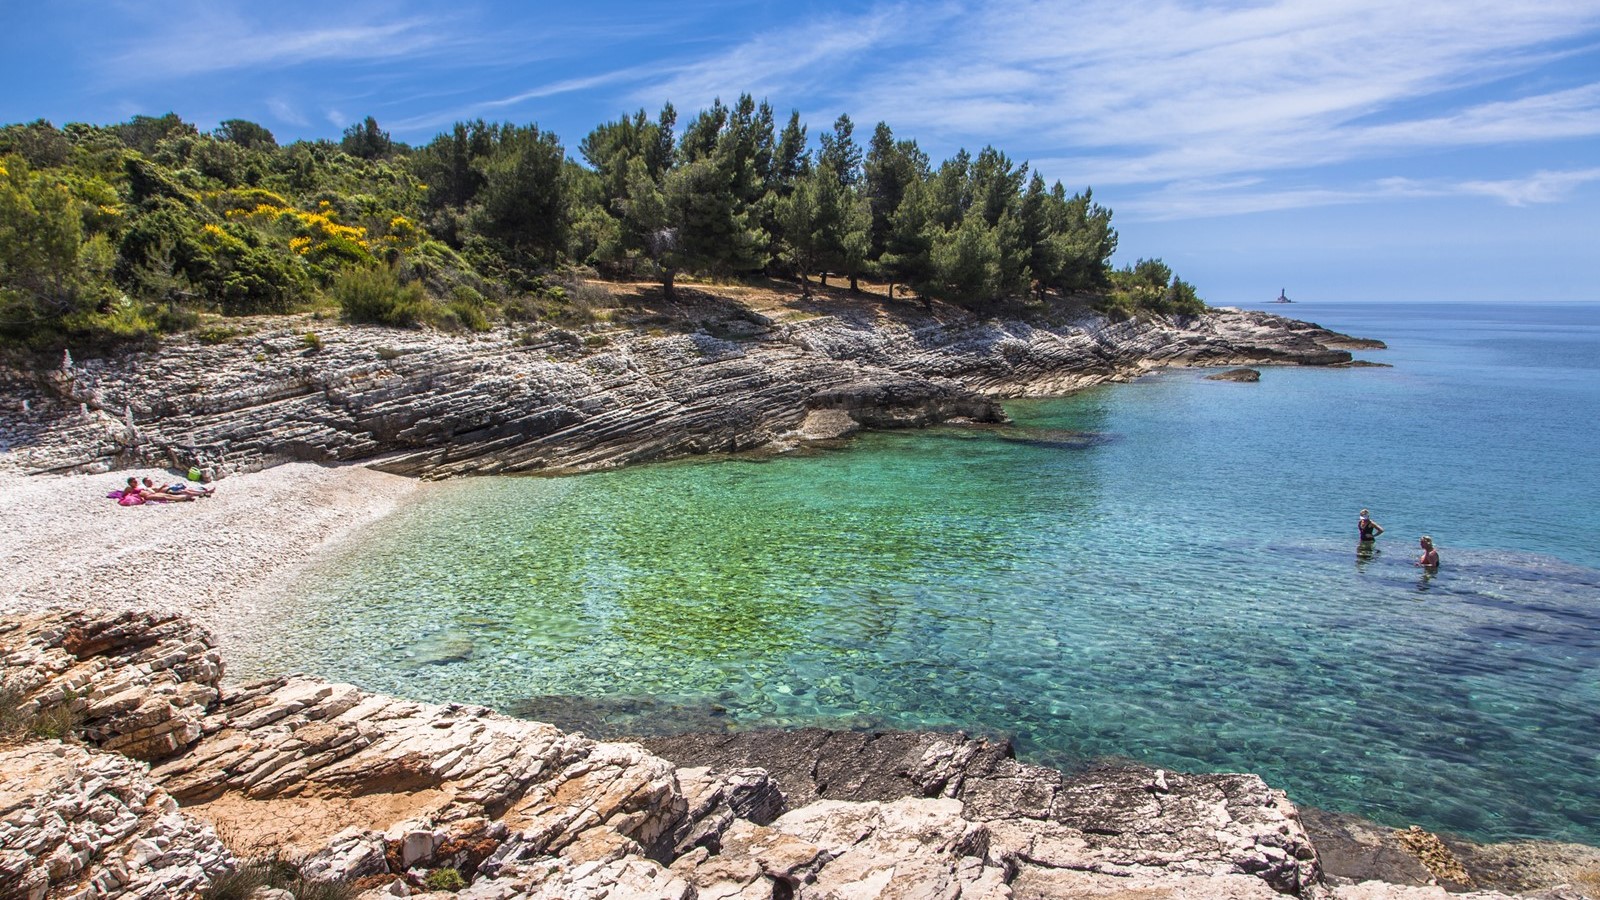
5 0 1599 303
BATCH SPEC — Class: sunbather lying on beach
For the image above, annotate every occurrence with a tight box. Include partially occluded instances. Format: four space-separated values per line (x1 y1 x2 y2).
114 476 196 503
141 476 213 499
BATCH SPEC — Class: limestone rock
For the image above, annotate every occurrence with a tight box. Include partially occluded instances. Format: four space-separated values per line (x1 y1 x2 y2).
0 741 234 899
12 608 1583 900
0 608 223 761
1206 368 1261 382
5 303 1372 478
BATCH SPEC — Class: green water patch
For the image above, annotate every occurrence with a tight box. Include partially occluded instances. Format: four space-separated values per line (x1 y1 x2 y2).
244 303 1600 845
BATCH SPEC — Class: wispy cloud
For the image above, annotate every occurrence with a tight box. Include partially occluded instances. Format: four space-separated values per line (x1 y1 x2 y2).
107 8 454 79
1120 167 1600 220
851 0 1600 180
628 4 938 113
389 67 657 133
1453 167 1600 205
266 97 309 127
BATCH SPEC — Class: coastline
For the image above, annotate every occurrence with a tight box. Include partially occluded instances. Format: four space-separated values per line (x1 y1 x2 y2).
18 304 1592 895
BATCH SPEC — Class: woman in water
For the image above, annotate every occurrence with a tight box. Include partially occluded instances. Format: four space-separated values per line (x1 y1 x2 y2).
1358 509 1384 542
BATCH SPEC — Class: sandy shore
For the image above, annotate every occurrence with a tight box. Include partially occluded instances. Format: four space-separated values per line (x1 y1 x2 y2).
0 461 419 657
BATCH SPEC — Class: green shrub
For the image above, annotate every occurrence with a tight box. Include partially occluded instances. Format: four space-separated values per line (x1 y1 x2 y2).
334 266 434 327
195 325 243 344
301 331 323 351
156 303 202 333
424 867 466 892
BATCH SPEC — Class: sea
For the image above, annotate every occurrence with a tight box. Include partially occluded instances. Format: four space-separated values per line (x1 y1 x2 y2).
238 300 1600 845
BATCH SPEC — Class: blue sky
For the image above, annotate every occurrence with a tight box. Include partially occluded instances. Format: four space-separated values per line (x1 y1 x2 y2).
5 0 1599 303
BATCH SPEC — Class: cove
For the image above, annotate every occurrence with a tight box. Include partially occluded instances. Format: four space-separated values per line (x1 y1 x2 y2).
242 301 1600 846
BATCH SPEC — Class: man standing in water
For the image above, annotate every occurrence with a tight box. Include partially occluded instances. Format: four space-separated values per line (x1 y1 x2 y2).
1416 535 1440 568
1358 509 1384 543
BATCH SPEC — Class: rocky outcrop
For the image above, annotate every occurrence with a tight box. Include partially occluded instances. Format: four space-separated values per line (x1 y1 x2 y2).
6 608 1589 900
2 301 1375 479
0 741 233 900
1207 367 1262 382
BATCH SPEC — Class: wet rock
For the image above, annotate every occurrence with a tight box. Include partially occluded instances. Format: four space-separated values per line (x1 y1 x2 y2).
1208 367 1262 382
1301 809 1438 887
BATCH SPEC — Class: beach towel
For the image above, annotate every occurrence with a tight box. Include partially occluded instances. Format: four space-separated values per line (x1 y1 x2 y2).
117 492 145 506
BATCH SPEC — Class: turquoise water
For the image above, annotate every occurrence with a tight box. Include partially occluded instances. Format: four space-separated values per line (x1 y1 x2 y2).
245 301 1600 844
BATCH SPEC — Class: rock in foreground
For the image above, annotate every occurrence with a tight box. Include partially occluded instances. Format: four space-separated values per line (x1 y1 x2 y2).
3 608 1583 900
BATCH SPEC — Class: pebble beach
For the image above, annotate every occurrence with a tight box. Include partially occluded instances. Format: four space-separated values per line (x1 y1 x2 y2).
0 461 418 660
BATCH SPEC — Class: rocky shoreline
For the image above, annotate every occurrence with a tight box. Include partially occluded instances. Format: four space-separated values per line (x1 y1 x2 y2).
17 300 1593 899
1 298 1381 480
2 609 1595 900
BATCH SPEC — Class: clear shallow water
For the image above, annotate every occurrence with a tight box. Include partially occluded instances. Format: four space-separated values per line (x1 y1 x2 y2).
244 301 1600 845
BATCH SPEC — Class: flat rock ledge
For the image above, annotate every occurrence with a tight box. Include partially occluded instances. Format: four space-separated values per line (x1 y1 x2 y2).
4 610 1589 900
3 304 1375 479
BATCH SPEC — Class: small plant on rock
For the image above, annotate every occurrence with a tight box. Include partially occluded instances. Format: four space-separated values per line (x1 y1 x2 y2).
200 853 356 900
423 867 466 893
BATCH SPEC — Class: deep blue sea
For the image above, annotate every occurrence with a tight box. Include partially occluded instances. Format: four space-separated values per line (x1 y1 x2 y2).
242 301 1600 845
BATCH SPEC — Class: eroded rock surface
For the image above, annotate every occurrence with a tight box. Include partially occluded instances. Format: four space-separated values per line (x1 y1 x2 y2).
4 609 1585 900
3 304 1373 479
0 741 232 899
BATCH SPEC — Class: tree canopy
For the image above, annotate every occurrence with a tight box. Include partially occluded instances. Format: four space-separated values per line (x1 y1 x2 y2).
0 102 1203 350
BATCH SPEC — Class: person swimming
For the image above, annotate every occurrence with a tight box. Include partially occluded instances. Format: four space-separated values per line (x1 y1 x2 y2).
1358 509 1384 542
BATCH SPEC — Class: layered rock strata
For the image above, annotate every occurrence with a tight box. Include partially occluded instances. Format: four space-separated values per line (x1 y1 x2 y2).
0 608 1309 899
3 302 1378 479
4 609 1590 900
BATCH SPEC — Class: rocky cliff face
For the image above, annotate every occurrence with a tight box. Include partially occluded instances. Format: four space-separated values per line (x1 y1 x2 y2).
4 609 1591 900
2 302 1377 479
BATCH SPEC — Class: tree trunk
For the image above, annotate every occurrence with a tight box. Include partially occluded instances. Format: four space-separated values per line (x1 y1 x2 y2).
663 268 676 302
849 274 860 293
819 272 829 287
799 271 811 298
887 282 896 299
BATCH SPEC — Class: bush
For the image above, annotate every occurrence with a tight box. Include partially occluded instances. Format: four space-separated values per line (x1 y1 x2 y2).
334 266 434 327
423 868 466 892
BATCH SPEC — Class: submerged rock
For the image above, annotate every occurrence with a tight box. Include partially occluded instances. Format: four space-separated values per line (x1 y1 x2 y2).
1208 367 1263 382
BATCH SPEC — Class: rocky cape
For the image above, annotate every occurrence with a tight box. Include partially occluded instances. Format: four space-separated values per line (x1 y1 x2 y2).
1 296 1382 479
5 608 1595 900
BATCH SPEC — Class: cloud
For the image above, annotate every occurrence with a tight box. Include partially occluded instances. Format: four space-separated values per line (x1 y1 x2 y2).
627 4 937 113
858 0 1600 181
107 8 454 79
1454 167 1600 205
266 97 309 127
389 67 657 133
1119 167 1600 220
